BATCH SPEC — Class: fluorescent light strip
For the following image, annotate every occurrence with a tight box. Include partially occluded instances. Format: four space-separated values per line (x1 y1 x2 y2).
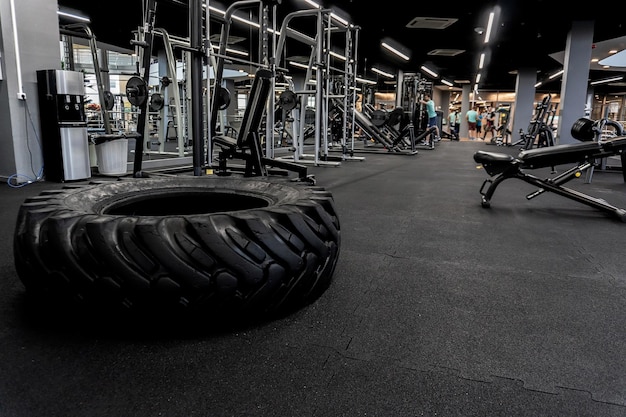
420 65 438 78
381 42 410 61
478 53 485 69
484 12 494 43
590 76 624 85
534 82 542 88
330 13 349 26
329 51 347 61
208 5 279 34
211 44 248 57
304 0 348 26
289 61 318 71
356 77 377 85
57 10 91 23
441 79 453 87
371 67 394 78
475 73 481 83
548 69 564 79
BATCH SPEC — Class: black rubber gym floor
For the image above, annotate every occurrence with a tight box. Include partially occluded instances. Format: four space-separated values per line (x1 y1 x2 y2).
2 140 626 416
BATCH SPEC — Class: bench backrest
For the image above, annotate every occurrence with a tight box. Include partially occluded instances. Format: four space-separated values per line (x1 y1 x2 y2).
237 68 273 148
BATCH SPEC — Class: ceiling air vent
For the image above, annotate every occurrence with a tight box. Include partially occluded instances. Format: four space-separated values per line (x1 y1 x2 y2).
428 49 465 57
406 17 458 30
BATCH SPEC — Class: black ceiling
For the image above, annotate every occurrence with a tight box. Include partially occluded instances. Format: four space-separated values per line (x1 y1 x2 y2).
57 0 626 94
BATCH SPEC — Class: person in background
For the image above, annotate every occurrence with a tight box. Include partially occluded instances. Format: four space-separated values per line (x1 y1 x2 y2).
448 110 457 138
483 107 497 141
420 93 440 141
476 109 483 136
466 106 479 140
454 109 461 139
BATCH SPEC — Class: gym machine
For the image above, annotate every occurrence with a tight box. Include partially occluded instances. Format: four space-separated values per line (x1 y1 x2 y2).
272 8 342 167
207 1 314 181
360 104 418 154
511 95 557 150
412 77 438 150
212 69 313 182
485 106 513 146
149 29 187 157
319 18 365 162
570 112 625 183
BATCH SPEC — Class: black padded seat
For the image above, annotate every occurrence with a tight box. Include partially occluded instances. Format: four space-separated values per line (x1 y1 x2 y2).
518 142 602 169
212 134 238 150
473 151 516 164
473 150 518 176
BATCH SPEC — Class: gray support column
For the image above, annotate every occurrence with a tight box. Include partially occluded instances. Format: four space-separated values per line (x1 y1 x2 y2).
440 91 451 132
558 21 594 144
396 70 404 108
459 84 471 139
512 68 537 140
585 87 594 117
0 0 60 180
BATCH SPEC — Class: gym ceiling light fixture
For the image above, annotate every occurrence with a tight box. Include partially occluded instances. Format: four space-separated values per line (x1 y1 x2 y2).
355 77 377 85
590 76 624 85
289 61 317 70
371 67 395 78
57 10 91 23
329 51 347 61
420 65 438 78
478 53 485 69
548 69 564 79
484 12 495 43
207 5 280 35
441 79 454 87
210 44 248 57
381 42 410 61
303 0 350 27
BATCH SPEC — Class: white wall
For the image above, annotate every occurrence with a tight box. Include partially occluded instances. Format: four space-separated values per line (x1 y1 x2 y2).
0 0 61 180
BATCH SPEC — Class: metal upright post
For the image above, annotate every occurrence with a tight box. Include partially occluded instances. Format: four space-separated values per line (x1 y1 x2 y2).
132 0 156 177
190 0 204 176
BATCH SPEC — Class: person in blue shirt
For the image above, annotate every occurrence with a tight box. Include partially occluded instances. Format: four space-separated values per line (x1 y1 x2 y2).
448 110 457 137
466 106 479 140
420 93 439 140
476 110 483 136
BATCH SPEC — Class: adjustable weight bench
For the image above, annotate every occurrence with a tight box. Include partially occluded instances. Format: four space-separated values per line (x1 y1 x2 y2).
473 137 626 221
212 68 314 184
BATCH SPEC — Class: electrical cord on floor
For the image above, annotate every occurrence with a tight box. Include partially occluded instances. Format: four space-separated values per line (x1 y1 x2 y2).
7 98 44 188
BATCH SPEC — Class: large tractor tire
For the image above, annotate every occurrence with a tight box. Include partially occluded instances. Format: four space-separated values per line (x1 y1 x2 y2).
14 177 340 327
